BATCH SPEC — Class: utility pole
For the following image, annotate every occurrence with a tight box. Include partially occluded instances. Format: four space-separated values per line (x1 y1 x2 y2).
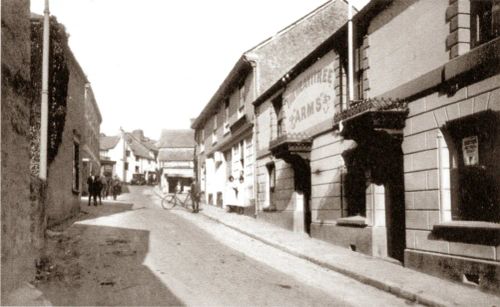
347 1 354 108
39 0 50 180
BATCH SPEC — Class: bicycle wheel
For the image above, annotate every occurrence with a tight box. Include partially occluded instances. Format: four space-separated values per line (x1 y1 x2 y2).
161 195 176 209
182 194 192 209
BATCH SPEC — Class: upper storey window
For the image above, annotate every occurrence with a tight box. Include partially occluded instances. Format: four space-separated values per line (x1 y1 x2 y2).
470 0 500 48
238 82 246 117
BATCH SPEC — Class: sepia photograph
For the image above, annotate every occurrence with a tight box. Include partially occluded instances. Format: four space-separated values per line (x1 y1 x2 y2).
1 0 499 305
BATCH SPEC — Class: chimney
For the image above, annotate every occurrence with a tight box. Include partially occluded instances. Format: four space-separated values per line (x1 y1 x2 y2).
132 129 144 140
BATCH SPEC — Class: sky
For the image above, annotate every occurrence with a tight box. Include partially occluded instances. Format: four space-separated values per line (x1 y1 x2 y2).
31 0 368 140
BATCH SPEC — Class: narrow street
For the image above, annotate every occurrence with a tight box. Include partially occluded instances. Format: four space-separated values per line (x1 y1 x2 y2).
35 186 417 306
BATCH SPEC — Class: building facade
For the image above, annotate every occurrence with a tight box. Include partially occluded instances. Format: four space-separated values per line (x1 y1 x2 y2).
81 80 102 195
254 0 499 291
192 0 348 212
99 130 157 183
157 129 195 193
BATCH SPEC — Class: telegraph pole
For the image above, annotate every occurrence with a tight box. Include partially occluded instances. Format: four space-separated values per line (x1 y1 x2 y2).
39 0 50 180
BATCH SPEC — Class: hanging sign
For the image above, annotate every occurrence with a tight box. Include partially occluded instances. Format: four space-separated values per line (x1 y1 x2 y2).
462 136 479 166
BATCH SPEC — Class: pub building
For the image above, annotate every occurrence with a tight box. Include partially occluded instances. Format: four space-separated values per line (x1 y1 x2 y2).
253 0 499 291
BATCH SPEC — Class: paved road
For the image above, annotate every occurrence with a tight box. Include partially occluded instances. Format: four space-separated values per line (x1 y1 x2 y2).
36 186 418 306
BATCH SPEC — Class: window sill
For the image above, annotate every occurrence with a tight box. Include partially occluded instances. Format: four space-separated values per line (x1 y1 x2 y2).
432 221 500 245
336 215 368 228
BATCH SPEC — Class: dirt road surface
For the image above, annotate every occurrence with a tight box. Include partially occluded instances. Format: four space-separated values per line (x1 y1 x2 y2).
34 186 418 306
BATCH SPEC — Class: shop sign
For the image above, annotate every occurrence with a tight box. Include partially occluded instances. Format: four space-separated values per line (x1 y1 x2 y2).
103 165 113 172
283 51 336 134
462 136 479 166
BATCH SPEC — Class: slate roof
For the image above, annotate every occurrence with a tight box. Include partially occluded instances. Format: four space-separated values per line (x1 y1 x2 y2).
100 135 120 150
191 0 348 129
158 148 194 162
157 129 195 148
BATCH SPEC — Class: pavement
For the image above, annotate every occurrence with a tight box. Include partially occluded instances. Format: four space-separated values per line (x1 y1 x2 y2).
196 202 500 307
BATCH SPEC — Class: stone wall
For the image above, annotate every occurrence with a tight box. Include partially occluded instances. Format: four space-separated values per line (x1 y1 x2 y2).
1 0 45 297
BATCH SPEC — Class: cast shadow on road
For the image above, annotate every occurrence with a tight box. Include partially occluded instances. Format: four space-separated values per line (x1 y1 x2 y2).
78 199 136 222
37 222 185 306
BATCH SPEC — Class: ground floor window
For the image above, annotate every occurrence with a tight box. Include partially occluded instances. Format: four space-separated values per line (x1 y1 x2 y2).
442 110 499 223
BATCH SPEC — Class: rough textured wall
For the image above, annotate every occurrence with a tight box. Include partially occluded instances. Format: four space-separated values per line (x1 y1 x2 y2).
367 0 449 97
1 0 40 296
45 47 85 226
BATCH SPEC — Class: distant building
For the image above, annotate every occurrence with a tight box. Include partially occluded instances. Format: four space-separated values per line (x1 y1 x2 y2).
157 129 195 193
99 129 157 183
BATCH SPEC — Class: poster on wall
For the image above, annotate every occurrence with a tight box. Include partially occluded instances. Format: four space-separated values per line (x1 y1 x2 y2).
462 136 479 166
283 50 336 135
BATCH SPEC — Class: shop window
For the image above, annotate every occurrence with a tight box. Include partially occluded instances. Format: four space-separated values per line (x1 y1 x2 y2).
442 111 499 223
72 141 80 192
470 0 500 48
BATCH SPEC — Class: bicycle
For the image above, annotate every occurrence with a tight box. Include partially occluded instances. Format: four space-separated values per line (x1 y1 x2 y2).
155 190 192 210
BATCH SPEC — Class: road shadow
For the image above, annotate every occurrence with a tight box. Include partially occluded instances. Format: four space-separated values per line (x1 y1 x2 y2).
35 223 184 306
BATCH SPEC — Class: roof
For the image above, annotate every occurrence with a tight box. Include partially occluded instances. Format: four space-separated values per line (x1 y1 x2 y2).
157 129 195 148
125 133 154 159
254 0 391 107
100 135 120 150
191 0 348 129
158 148 194 162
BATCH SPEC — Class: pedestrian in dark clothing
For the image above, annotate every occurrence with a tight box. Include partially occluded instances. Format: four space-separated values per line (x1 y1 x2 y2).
111 175 121 200
87 175 99 206
94 175 103 205
190 179 200 213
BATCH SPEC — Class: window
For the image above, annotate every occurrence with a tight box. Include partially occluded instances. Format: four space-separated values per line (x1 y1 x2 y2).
72 141 80 192
124 162 129 171
212 115 218 144
238 82 246 117
136 156 139 162
470 0 500 48
135 166 140 173
272 95 284 138
442 111 499 222
199 129 205 152
126 150 130 157
224 99 230 133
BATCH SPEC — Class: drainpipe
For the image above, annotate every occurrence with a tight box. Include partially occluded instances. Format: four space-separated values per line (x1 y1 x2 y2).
39 0 50 180
246 53 259 218
347 1 354 106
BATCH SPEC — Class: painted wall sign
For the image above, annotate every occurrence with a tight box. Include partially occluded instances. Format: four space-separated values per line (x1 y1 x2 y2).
283 51 336 134
462 136 479 166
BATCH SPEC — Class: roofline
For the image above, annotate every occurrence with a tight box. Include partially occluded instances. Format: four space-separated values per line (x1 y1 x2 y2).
125 132 156 160
191 55 254 129
253 0 391 108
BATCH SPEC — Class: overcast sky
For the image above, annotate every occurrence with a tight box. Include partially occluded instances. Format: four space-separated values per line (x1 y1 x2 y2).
31 0 368 140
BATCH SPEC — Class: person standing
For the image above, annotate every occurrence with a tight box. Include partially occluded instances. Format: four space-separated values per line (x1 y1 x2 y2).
236 176 246 214
190 179 200 213
224 176 238 212
111 175 121 200
94 175 103 205
87 174 97 206
100 176 108 200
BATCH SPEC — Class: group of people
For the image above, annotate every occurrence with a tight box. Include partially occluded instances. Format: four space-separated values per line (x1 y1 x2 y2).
87 174 122 206
224 175 246 214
